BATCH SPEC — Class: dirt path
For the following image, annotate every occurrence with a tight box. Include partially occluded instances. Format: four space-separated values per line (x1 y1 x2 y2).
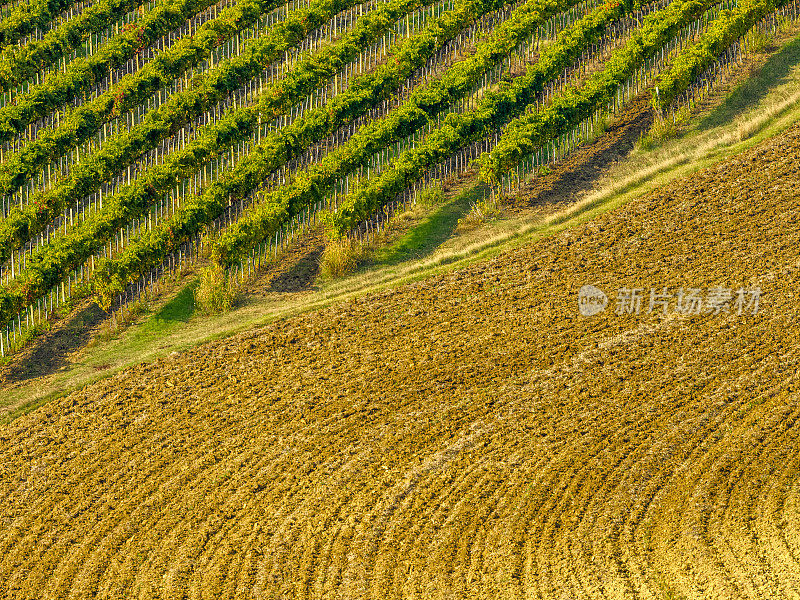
240 229 326 297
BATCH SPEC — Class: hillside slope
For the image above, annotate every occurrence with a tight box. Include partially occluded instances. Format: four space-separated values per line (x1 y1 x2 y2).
0 121 799 597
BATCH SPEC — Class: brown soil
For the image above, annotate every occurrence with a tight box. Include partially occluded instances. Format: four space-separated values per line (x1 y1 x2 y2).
1 114 799 598
239 228 325 297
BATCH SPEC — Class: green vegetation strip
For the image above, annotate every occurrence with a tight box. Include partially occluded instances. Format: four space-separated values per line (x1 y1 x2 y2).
478 0 717 182
0 0 79 52
653 0 794 109
326 0 711 233
0 0 349 196
92 0 510 301
0 0 403 263
0 0 225 140
212 0 611 264
0 0 150 93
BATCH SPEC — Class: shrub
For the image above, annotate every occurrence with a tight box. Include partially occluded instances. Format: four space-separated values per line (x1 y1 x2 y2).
195 265 238 314
458 192 504 228
320 237 364 278
416 182 446 207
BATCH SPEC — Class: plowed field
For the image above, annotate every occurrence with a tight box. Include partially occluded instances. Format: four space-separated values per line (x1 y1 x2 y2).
1 121 800 598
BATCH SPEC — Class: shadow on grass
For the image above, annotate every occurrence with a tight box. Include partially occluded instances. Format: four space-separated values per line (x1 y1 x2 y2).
268 246 324 292
698 34 800 131
144 281 197 329
3 303 107 384
370 184 487 268
101 280 200 358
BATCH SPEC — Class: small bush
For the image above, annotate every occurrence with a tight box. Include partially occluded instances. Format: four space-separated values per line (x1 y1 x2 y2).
593 114 609 138
458 193 504 229
639 107 689 149
415 182 446 207
195 264 238 314
17 321 51 347
320 237 364 278
745 30 770 54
